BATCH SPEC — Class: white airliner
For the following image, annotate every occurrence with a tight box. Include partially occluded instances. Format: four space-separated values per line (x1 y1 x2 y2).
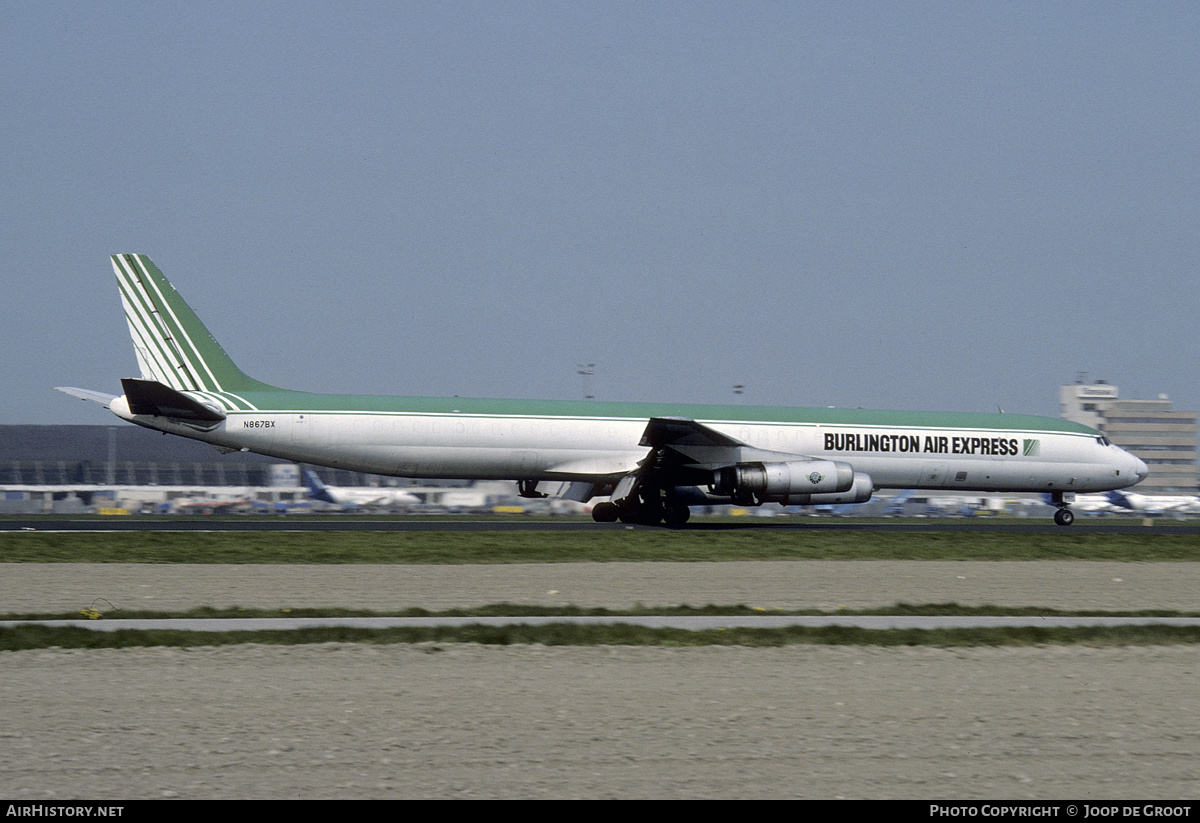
1106 490 1200 516
302 468 420 510
1040 492 1127 516
56 254 1148 527
1071 493 1126 515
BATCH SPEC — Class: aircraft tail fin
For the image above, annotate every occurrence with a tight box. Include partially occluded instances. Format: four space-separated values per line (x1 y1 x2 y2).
111 254 274 394
302 469 338 504
1105 490 1132 509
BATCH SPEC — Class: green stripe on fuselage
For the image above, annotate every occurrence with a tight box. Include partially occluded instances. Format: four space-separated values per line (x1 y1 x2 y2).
226 389 1096 435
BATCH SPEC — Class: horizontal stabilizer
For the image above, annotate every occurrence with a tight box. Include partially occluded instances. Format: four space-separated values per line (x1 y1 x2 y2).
54 386 118 407
121 378 226 423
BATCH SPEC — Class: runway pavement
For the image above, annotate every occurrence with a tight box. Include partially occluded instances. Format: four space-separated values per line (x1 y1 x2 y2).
4 514 1200 534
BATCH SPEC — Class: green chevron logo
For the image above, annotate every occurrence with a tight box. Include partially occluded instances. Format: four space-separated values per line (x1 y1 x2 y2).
1023 439 1040 457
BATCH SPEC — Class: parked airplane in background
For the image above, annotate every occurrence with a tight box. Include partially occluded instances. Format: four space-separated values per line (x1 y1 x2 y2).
57 255 1148 527
1045 492 1124 515
1106 490 1200 516
882 489 917 516
302 469 420 510
1073 493 1125 515
173 495 254 515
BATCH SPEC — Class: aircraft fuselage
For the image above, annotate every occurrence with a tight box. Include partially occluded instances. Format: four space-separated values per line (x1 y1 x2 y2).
114 391 1144 495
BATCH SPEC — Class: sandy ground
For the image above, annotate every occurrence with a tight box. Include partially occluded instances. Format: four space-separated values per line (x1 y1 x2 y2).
3 561 1199 799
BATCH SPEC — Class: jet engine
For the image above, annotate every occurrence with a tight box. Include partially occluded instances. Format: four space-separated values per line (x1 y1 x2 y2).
711 460 856 506
772 471 874 506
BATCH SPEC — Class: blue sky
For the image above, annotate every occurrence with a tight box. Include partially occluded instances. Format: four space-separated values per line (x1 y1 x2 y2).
5 1 1198 425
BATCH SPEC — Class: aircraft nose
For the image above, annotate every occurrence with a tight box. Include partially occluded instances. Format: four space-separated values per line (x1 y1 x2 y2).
1133 455 1149 484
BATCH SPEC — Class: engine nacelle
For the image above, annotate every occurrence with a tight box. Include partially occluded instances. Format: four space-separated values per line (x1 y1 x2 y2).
711 460 855 506
773 471 874 506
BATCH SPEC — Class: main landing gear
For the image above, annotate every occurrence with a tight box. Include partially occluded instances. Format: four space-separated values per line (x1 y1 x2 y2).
591 501 620 522
591 497 691 527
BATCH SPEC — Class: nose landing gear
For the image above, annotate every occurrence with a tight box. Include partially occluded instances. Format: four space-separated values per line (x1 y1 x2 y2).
1049 492 1075 526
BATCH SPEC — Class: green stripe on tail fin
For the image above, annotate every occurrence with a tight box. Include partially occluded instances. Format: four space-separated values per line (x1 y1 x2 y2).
111 254 276 394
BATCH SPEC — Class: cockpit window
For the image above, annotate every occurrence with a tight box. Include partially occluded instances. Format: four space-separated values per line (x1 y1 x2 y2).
1096 436 1112 446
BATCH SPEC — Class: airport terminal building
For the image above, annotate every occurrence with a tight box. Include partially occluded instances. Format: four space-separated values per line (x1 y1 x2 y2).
0 425 516 514
1060 380 1200 494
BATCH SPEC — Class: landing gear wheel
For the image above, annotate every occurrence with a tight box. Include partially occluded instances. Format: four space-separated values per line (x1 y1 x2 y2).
663 503 691 527
618 499 664 526
1054 508 1075 527
591 502 620 523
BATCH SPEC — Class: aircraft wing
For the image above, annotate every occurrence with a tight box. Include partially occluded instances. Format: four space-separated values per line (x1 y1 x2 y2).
639 416 746 450
638 416 813 476
617 417 865 503
523 418 805 504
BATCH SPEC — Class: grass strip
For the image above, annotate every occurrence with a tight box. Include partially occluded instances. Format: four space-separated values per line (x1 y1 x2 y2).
5 602 1200 621
4 622 1200 651
4 529 1199 562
